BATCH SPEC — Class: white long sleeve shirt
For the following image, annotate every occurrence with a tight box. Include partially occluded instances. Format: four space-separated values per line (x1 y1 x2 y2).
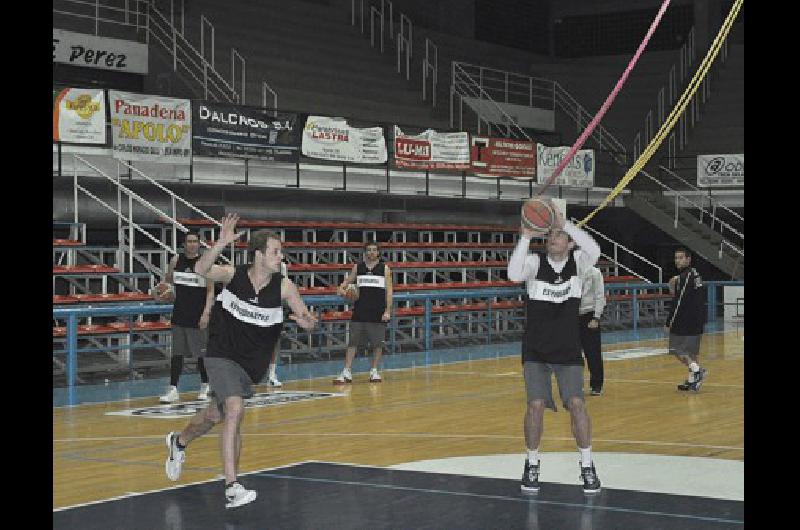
579 266 606 318
508 220 601 293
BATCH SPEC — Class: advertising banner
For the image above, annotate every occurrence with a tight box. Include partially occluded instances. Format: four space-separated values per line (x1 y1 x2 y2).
193 102 302 161
394 126 470 170
301 116 387 164
53 87 106 144
109 90 191 164
536 144 595 187
470 136 535 179
697 154 744 187
53 29 148 74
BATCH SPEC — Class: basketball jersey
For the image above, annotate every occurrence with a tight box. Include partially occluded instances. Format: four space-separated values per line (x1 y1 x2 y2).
522 250 583 365
171 254 208 327
206 265 284 383
352 261 387 323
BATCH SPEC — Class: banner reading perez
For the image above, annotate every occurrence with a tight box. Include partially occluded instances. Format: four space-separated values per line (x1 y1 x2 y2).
301 116 387 164
109 90 191 164
394 126 470 170
193 102 302 161
470 137 535 179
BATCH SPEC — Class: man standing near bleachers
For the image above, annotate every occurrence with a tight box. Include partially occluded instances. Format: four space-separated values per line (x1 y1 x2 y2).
579 266 606 396
333 241 393 384
157 231 216 403
666 247 708 392
508 199 603 494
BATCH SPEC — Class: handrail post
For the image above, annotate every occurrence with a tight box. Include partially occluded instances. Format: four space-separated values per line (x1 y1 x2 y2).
424 297 432 353
67 313 78 405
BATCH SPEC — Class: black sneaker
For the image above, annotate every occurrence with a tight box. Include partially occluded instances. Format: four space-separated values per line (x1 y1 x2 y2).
580 462 601 494
677 380 692 391
520 459 540 493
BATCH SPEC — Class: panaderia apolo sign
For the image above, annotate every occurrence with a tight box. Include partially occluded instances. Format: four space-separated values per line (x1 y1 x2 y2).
192 102 302 161
109 90 191 164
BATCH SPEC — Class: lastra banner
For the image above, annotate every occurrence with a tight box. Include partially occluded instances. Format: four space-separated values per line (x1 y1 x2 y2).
394 126 470 170
193 102 302 161
536 144 595 187
109 90 191 164
301 116 387 164
470 137 536 179
53 87 106 144
697 154 743 187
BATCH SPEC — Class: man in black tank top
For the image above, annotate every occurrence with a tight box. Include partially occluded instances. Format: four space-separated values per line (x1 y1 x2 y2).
163 214 318 509
156 231 216 404
507 199 603 495
333 241 393 384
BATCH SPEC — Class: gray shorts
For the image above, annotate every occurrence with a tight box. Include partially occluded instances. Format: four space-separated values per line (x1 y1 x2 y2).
349 321 386 349
523 361 585 412
669 334 701 358
171 325 208 357
204 357 254 404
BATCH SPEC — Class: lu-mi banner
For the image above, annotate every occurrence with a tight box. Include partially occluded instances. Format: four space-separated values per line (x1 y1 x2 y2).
109 90 191 164
53 87 106 144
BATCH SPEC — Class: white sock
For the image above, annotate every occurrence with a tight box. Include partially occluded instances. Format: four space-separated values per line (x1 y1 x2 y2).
527 448 539 464
688 362 699 373
269 366 276 378
579 447 592 467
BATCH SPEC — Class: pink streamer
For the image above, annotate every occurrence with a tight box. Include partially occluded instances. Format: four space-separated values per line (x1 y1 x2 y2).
537 0 672 195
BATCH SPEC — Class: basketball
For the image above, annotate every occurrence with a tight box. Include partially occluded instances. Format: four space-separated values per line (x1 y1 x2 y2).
343 284 359 302
521 198 555 235
154 282 175 301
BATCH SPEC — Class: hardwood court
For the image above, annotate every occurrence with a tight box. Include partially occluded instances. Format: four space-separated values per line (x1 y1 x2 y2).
53 328 743 510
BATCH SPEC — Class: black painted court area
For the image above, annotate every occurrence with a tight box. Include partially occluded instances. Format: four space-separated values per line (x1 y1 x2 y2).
54 462 744 529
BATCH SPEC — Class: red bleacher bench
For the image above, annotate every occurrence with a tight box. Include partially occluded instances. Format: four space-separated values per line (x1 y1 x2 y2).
53 320 172 337
167 217 519 232
604 275 641 283
53 265 120 274
53 292 155 305
53 239 84 246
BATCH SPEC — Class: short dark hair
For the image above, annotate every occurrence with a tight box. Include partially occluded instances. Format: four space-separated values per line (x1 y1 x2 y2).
248 230 282 254
675 247 692 259
364 240 380 250
183 230 200 242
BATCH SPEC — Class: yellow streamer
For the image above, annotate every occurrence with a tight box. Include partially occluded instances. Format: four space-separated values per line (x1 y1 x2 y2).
578 0 743 227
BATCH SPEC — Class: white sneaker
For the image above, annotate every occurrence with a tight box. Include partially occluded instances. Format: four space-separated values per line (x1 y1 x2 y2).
225 481 257 509
160 386 180 404
369 368 382 383
197 383 210 401
333 368 352 385
267 374 283 388
165 432 185 481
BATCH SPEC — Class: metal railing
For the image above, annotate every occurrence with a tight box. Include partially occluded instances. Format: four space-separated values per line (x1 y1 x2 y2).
658 165 744 231
638 168 744 255
571 218 662 283
422 38 438 107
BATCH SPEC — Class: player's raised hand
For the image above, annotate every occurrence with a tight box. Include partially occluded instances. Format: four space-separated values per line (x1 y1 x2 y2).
219 213 245 246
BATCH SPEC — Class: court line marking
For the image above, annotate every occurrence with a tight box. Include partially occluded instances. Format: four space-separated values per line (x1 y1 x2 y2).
253 469 744 525
53 460 313 512
52 433 742 451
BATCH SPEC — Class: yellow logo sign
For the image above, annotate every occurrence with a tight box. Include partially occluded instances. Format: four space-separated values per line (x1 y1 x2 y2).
65 94 101 120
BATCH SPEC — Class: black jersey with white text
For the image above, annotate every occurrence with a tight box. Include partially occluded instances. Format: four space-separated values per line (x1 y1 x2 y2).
352 261 387 323
666 267 705 335
206 265 283 383
522 250 583 365
171 254 208 327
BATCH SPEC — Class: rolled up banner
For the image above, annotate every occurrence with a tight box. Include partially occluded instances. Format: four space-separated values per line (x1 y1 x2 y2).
109 90 191 164
301 116 387 164
394 126 470 170
53 87 106 144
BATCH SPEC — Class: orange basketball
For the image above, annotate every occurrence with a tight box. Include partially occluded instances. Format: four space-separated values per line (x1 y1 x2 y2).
521 198 554 235
343 284 359 302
